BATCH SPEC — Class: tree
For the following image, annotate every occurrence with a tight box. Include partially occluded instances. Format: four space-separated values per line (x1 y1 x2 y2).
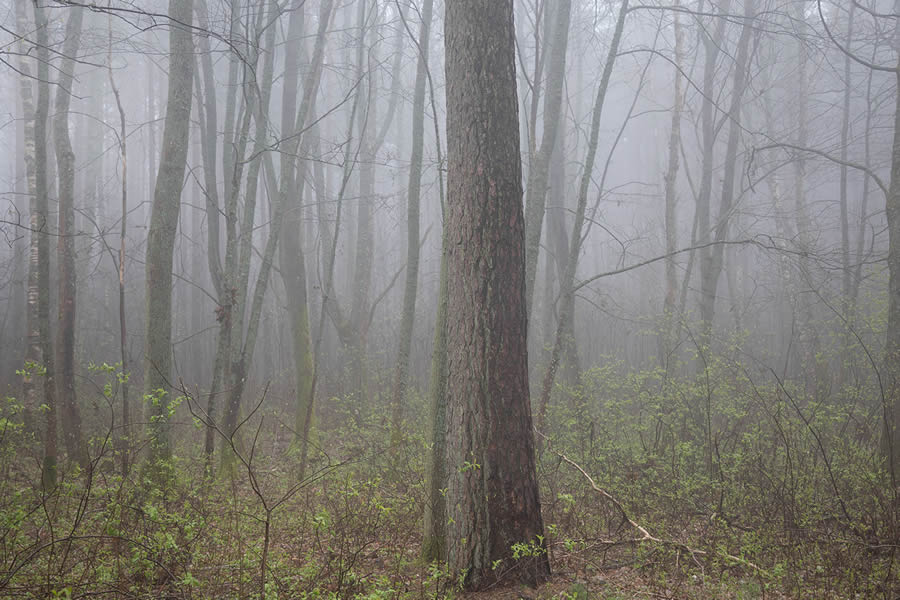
277 0 335 477
697 0 753 344
144 0 194 459
659 1 685 368
17 0 57 489
523 0 572 318
391 0 434 445
876 4 900 490
443 0 549 588
53 3 88 469
537 0 628 435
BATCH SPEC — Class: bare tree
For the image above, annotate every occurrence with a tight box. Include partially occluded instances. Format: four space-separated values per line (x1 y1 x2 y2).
53 3 88 469
144 0 194 460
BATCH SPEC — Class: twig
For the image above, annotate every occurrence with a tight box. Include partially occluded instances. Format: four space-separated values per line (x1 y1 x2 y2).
536 429 767 575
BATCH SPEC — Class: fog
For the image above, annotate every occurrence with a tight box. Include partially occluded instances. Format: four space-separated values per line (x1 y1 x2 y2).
0 0 899 595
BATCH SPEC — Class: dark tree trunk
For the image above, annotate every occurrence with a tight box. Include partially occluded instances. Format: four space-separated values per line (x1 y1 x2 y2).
444 0 549 588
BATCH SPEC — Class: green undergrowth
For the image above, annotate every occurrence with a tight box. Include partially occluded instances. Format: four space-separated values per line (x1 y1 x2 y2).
0 348 897 599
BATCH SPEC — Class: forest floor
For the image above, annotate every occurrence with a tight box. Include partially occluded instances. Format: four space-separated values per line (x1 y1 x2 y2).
2 369 899 598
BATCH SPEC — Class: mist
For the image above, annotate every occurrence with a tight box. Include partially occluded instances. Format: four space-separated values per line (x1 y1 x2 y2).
0 0 899 597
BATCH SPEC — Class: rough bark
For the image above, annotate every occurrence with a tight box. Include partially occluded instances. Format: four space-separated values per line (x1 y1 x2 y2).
144 0 194 459
444 0 549 588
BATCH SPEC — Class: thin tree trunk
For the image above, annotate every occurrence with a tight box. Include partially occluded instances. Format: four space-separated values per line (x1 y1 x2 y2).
390 0 434 446
537 0 628 435
107 18 131 475
791 1 823 398
53 4 88 470
33 1 57 490
698 0 753 344
422 238 448 562
214 5 267 470
220 2 278 469
659 3 684 369
694 0 731 349
144 0 194 460
16 0 41 441
523 0 572 317
265 0 334 478
838 3 857 383
881 60 900 489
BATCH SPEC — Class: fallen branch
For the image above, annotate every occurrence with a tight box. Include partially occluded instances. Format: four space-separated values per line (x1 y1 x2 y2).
536 430 766 575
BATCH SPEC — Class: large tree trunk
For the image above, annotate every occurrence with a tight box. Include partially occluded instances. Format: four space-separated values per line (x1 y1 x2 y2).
53 4 88 469
345 0 378 402
278 0 311 464
444 0 549 588
144 0 194 460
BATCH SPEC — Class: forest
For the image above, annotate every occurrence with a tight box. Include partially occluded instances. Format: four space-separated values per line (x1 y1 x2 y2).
0 0 899 597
